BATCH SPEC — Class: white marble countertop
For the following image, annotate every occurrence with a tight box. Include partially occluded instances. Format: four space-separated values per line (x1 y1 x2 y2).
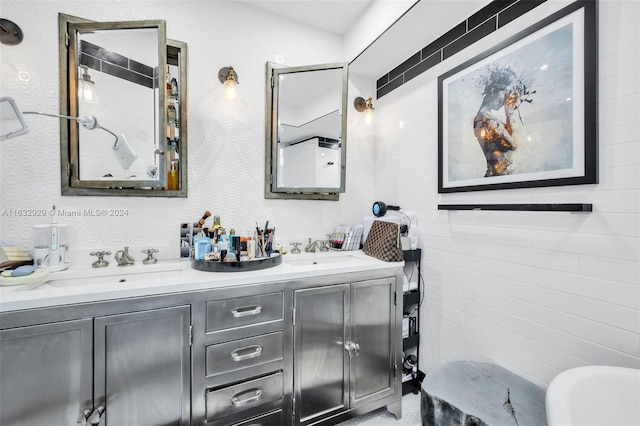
0 250 402 313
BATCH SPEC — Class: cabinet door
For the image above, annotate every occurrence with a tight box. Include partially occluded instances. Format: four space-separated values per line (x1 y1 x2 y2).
94 306 191 426
294 284 350 425
0 319 93 426
350 278 396 407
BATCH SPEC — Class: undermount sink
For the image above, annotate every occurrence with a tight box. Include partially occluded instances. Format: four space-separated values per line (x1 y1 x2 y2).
16 261 184 291
44 269 183 289
284 254 364 267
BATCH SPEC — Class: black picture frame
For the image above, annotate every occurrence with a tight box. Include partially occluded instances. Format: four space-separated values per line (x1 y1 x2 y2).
438 1 597 193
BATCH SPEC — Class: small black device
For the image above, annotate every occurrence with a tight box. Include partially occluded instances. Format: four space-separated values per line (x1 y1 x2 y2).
372 201 400 217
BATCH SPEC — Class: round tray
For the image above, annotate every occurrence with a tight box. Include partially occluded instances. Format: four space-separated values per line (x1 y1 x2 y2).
191 253 282 272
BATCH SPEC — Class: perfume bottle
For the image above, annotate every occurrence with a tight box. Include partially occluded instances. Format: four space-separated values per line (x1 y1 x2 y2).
166 66 172 97
167 160 179 190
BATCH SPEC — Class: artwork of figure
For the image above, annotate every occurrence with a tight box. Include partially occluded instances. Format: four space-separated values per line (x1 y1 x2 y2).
473 65 535 177
439 16 591 193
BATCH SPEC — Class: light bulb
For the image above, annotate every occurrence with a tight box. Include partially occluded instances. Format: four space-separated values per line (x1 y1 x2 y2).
224 79 237 101
80 80 94 102
364 107 374 125
79 65 95 102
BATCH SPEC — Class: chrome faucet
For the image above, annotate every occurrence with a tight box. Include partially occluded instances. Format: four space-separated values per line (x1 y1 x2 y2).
90 251 111 268
305 238 321 253
318 240 330 252
114 246 135 266
141 248 158 265
290 242 302 254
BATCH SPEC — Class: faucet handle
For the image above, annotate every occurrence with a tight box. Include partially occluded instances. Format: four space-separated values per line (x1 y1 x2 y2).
141 248 159 264
290 242 302 254
90 251 111 268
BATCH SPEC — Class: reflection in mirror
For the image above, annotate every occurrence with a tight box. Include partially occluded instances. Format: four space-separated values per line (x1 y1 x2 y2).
74 26 160 183
58 14 186 197
165 39 188 194
265 62 348 201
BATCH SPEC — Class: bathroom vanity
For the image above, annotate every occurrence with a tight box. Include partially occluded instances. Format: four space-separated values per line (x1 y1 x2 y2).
0 251 403 426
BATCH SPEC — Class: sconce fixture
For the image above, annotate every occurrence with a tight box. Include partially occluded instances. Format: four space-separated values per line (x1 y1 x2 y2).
0 96 137 170
79 65 95 102
0 19 24 45
218 66 239 101
354 96 374 125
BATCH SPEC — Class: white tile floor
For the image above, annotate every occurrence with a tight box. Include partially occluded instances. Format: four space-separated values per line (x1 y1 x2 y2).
337 392 422 425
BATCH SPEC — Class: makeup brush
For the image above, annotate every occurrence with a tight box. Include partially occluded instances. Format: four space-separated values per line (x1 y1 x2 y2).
197 211 211 226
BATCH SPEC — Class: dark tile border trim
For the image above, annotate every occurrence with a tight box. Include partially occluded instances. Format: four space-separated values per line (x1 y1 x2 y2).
79 40 155 89
287 136 341 148
442 17 497 60
376 0 546 99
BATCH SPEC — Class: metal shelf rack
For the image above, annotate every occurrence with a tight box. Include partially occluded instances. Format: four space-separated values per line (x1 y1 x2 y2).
402 248 423 395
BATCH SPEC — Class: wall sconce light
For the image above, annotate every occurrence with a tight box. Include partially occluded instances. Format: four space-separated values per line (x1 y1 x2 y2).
79 65 95 102
218 66 239 101
0 19 24 45
354 96 374 125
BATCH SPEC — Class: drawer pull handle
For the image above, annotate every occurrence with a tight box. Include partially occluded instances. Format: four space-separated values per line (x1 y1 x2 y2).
231 388 263 406
231 305 262 317
231 345 263 362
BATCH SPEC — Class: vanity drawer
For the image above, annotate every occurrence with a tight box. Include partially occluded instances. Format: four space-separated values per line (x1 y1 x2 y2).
206 331 283 378
206 293 283 333
205 371 283 422
230 409 283 426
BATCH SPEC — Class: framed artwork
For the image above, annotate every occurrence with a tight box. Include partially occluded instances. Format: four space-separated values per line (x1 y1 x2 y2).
438 1 597 193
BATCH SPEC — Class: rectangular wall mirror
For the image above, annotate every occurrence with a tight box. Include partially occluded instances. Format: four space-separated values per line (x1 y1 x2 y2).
265 62 348 201
59 13 187 197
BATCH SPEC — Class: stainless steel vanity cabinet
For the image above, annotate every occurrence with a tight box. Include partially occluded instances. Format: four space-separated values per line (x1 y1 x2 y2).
0 319 93 426
0 263 402 426
197 289 290 426
0 305 191 426
206 371 284 422
94 306 191 425
293 278 398 425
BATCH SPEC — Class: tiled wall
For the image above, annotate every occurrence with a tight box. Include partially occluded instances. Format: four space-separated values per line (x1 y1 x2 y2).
376 0 547 99
80 40 156 89
368 0 639 387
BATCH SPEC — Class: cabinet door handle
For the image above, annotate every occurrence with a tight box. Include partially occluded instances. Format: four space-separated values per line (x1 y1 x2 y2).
87 405 105 425
231 388 263 406
231 345 263 361
231 305 262 317
344 341 354 358
353 342 361 356
77 408 92 425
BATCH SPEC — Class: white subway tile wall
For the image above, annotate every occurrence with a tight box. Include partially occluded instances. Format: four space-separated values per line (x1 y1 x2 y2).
368 0 640 387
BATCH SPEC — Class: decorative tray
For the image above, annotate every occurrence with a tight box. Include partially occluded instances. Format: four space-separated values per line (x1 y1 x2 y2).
190 253 282 272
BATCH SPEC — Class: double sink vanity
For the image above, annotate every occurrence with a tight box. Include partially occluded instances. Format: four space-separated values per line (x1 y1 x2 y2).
0 251 404 426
